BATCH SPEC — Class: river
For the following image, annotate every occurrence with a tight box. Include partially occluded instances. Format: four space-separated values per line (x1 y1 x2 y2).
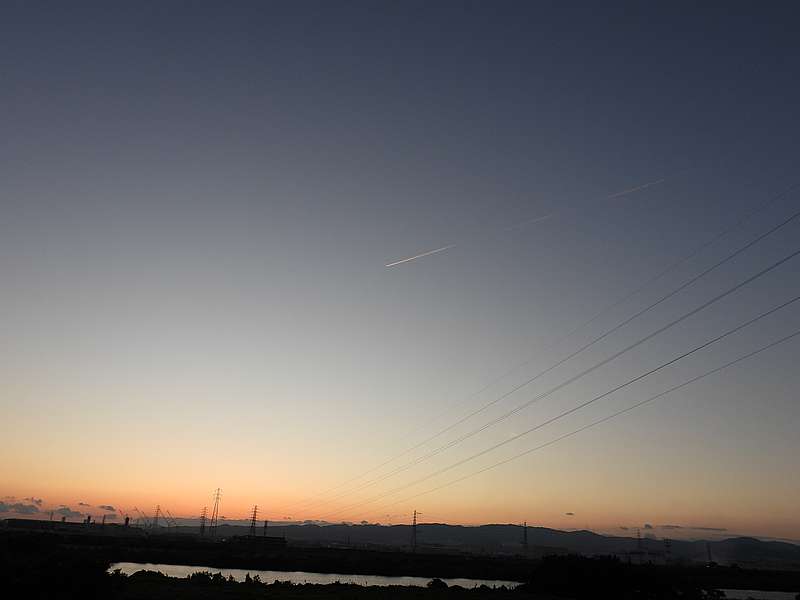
109 562 522 588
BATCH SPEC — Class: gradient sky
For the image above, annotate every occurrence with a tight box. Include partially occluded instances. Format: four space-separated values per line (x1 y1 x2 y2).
2 2 799 541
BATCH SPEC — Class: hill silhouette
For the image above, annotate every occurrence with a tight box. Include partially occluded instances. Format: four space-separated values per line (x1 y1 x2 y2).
178 522 800 569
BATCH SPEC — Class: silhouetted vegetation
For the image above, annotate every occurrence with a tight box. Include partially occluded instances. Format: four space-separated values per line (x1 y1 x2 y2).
0 530 116 599
518 555 727 599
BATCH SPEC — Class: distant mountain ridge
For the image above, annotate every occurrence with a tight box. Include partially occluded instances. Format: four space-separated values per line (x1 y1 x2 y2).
193 522 800 570
3 516 799 570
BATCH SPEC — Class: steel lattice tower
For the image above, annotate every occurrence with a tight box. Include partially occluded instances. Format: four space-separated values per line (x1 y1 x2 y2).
209 488 222 537
411 510 420 553
199 506 208 537
249 505 258 537
523 521 528 553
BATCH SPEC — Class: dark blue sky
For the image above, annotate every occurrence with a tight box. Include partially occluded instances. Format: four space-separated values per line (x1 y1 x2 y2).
2 2 799 535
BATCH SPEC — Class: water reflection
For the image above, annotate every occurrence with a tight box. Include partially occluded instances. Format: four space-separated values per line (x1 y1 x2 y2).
110 562 521 589
721 590 797 600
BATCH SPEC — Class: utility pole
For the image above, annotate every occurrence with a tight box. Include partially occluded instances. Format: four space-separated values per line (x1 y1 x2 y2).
199 506 208 537
663 538 672 564
249 505 258 537
210 488 222 537
263 519 269 537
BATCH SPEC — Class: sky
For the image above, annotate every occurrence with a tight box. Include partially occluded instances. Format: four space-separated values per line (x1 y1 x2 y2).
1 2 799 541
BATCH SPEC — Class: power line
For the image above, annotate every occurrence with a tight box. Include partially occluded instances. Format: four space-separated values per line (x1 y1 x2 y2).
285 184 797 514
318 287 800 519
353 327 800 521
537 183 799 360
308 232 800 515
298 192 800 515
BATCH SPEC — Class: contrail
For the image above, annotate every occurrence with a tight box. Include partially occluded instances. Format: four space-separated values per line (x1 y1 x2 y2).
385 244 457 268
385 175 668 267
385 214 552 268
605 177 666 200
502 212 553 233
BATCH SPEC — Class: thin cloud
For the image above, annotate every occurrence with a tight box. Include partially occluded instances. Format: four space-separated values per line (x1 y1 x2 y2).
55 506 82 518
24 497 43 506
98 504 116 512
657 524 727 532
0 502 40 515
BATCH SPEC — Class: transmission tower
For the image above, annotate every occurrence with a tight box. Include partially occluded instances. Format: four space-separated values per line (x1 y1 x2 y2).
636 528 643 563
263 519 269 537
209 488 222 537
523 521 528 553
133 507 150 528
199 506 208 537
152 505 161 529
411 510 421 553
249 505 258 537
706 542 715 566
